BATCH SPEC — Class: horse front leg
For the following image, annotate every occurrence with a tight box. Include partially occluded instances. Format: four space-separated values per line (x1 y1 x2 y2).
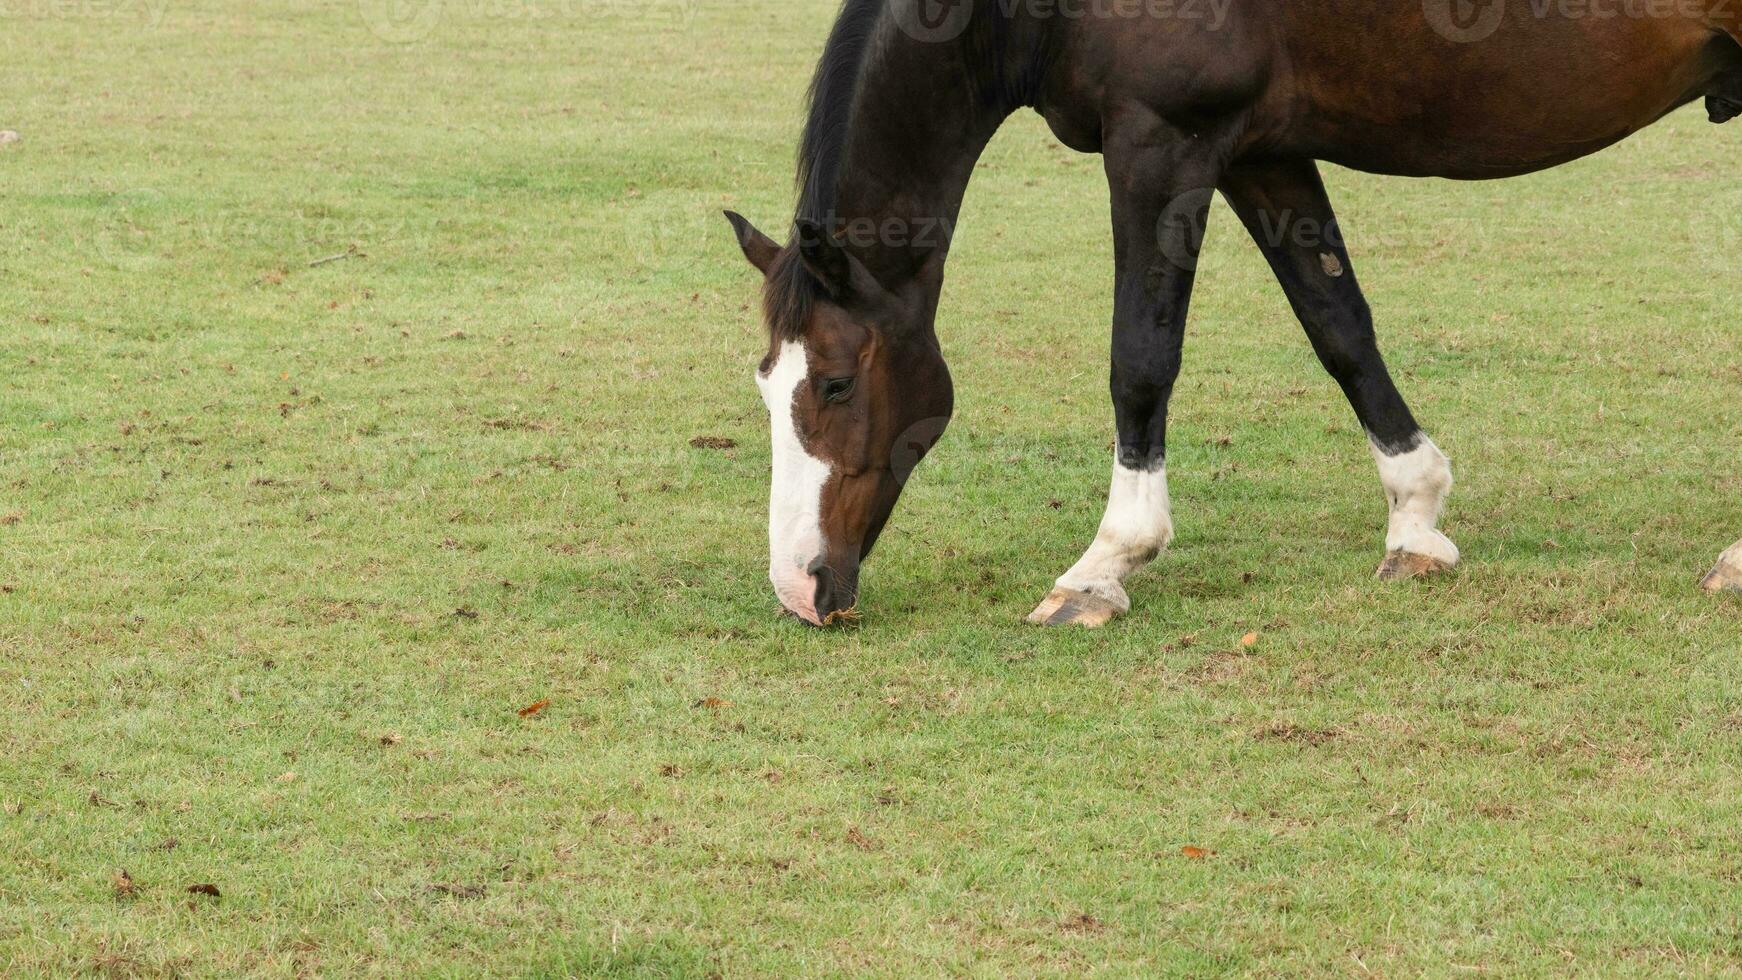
1028 128 1223 627
1703 540 1742 593
1219 159 1459 580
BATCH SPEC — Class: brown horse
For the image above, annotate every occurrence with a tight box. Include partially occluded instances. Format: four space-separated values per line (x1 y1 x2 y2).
725 0 1742 626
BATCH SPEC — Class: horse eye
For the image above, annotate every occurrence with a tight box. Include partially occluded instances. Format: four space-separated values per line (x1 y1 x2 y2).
821 376 856 403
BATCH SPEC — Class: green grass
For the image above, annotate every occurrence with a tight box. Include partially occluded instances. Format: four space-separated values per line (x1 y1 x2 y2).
2 1 1741 975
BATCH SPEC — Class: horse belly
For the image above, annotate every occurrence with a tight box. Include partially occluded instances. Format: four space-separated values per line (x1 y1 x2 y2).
1264 7 1717 179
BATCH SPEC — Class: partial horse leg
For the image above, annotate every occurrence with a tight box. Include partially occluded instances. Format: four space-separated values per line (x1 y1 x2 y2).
1703 539 1742 593
1029 130 1221 626
1220 160 1459 580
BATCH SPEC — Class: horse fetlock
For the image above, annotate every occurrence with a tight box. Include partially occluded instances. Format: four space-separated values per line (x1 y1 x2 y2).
1052 571 1133 610
1095 521 1173 566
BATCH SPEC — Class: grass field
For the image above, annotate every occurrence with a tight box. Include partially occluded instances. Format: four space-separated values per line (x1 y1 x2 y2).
3 0 1741 975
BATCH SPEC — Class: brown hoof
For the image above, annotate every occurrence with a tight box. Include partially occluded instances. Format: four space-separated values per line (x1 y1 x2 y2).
1026 587 1123 627
1376 551 1455 581
1701 558 1742 594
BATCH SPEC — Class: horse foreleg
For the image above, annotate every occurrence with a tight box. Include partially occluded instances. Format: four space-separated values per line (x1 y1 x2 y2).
1703 539 1742 593
1220 160 1459 580
1028 129 1223 626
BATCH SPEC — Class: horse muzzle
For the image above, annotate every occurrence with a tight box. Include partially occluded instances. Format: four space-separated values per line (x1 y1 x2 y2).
771 556 860 626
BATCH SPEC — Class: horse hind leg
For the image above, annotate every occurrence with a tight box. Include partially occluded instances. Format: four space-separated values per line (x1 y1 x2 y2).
1220 159 1458 580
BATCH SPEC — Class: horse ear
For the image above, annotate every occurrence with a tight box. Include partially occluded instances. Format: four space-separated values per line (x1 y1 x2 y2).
723 210 778 275
794 218 852 298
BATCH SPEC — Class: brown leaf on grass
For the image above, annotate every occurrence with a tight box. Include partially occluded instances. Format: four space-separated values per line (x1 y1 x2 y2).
694 697 733 709
187 883 221 898
483 416 552 432
0 512 21 526
1256 722 1340 745
845 826 881 851
159 838 179 851
1180 845 1215 860
689 435 735 450
0 584 14 594
379 733 403 747
1060 913 1105 933
1239 631 1259 648
516 698 550 718
112 869 136 899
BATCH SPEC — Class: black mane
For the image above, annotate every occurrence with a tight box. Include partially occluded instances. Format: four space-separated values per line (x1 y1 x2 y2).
766 0 886 340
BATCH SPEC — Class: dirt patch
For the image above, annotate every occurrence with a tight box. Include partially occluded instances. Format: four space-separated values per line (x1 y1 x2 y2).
1254 723 1341 746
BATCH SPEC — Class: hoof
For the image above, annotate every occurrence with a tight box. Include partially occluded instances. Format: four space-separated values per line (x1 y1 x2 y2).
1376 550 1455 581
1701 558 1742 594
1026 587 1123 627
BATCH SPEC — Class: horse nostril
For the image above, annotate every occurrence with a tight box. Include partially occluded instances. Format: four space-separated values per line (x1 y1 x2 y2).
810 563 836 614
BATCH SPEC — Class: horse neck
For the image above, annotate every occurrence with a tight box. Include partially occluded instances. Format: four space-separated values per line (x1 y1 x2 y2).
827 18 1027 299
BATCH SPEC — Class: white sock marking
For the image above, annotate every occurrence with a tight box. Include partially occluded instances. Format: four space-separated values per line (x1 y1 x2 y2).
1371 435 1458 564
1055 457 1173 611
757 341 832 622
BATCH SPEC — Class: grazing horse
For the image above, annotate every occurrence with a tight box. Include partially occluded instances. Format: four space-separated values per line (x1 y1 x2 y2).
725 0 1742 626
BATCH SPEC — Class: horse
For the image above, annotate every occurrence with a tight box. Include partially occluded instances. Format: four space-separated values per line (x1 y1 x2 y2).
723 0 1742 626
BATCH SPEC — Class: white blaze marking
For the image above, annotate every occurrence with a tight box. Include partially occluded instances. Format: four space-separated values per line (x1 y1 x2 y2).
756 340 833 621
1055 456 1173 611
1370 434 1459 564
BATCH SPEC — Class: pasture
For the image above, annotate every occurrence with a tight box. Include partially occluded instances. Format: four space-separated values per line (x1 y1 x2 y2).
3 0 1741 974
